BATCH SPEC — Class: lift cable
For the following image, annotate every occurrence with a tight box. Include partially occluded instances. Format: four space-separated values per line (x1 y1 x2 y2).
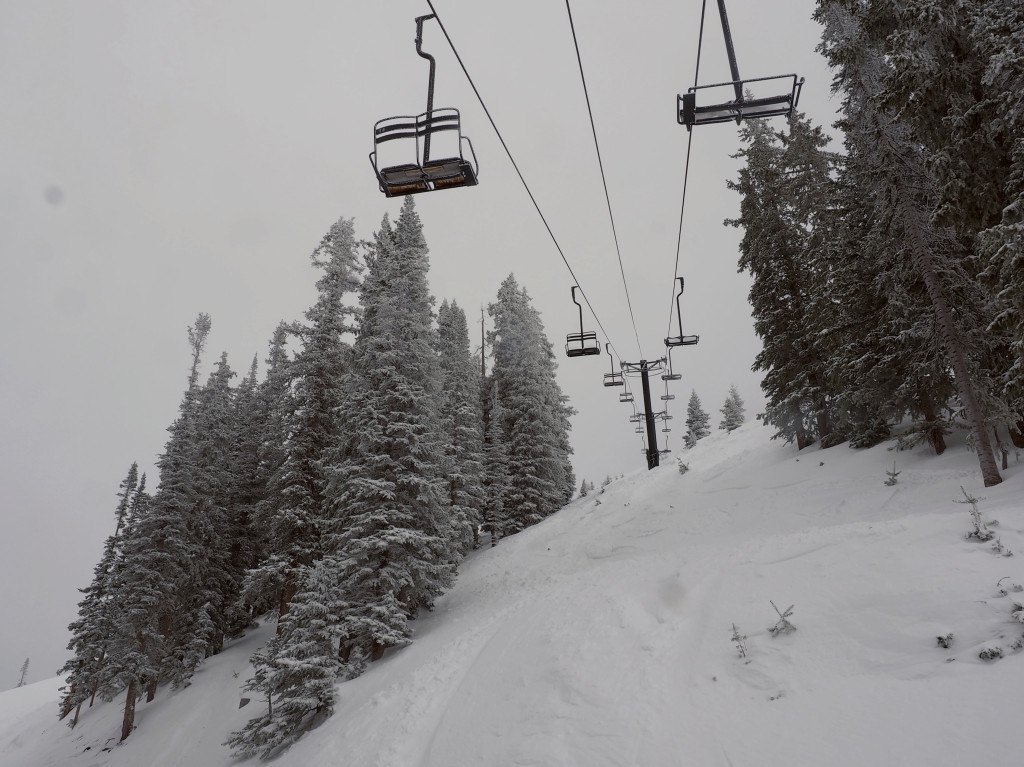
665 0 708 341
564 0 644 361
425 0 622 359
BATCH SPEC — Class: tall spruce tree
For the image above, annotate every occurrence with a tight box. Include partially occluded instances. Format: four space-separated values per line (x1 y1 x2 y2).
684 390 711 448
232 218 360 757
815 0 1004 485
719 386 746 432
59 463 139 723
246 218 361 627
325 198 454 672
480 378 510 546
727 113 840 448
488 275 575 534
436 299 486 554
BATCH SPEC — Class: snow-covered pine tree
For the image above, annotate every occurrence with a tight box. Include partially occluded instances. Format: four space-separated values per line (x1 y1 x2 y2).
488 274 576 534
870 0 1024 445
815 1 1004 485
325 199 454 671
727 112 840 448
226 559 342 759
480 379 510 546
436 299 486 555
719 386 746 432
683 390 711 448
59 463 138 722
238 322 297 620
99 473 165 741
247 219 361 629
16 658 29 688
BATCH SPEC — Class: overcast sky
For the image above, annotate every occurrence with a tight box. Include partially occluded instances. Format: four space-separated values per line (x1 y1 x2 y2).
0 0 837 689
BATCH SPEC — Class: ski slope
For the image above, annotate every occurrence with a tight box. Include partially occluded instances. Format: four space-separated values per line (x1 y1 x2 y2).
3 422 1023 766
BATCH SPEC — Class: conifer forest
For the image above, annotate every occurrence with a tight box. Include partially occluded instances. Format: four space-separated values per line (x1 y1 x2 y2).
52 0 1024 758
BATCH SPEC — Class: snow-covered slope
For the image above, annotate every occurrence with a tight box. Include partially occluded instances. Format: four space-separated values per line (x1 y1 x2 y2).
4 423 1023 766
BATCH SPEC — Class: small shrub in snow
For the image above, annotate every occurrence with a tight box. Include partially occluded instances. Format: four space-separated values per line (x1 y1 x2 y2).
731 623 748 658
990 538 1013 557
767 601 796 636
956 486 994 542
936 633 954 649
677 457 690 475
884 461 900 486
997 577 1023 596
978 647 1003 661
1011 604 1024 624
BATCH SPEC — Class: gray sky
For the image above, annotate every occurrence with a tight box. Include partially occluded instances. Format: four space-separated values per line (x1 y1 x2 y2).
0 0 836 689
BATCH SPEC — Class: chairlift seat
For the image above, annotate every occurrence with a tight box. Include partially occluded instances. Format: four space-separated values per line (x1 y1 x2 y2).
370 108 479 198
661 393 675 401
566 331 600 357
619 392 634 404
665 334 699 348
662 372 682 381
603 372 624 387
678 75 803 130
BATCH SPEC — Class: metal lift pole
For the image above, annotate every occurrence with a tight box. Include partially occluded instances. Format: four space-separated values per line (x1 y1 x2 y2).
639 361 660 470
715 0 744 102
415 14 437 163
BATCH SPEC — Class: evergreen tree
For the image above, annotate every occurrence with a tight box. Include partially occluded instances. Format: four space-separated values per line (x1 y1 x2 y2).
684 390 711 448
488 275 576 534
238 322 297 619
232 218 360 757
226 560 341 759
436 299 486 554
815 0 1004 485
16 658 29 688
246 218 361 628
719 386 746 432
727 113 840 448
59 463 138 722
480 379 510 547
326 199 453 670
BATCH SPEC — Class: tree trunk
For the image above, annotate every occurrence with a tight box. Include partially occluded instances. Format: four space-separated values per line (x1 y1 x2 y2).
277 571 298 637
993 427 1009 470
120 679 137 742
899 194 1001 485
919 391 947 455
70 701 82 729
146 677 157 703
60 684 76 720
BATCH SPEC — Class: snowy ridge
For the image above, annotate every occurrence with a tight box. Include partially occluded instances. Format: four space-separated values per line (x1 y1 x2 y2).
3 422 1023 766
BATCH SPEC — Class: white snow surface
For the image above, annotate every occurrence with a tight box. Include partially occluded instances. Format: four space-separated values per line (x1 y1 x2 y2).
4 423 1024 766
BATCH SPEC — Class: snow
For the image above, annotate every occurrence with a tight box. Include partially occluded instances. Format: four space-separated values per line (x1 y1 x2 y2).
3 422 1023 766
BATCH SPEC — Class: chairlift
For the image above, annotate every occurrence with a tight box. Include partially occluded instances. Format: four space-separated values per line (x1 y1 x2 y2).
619 387 635 404
665 278 699 348
677 0 803 131
603 344 624 387
629 413 644 424
661 381 676 402
565 286 601 358
662 349 682 382
370 14 479 197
